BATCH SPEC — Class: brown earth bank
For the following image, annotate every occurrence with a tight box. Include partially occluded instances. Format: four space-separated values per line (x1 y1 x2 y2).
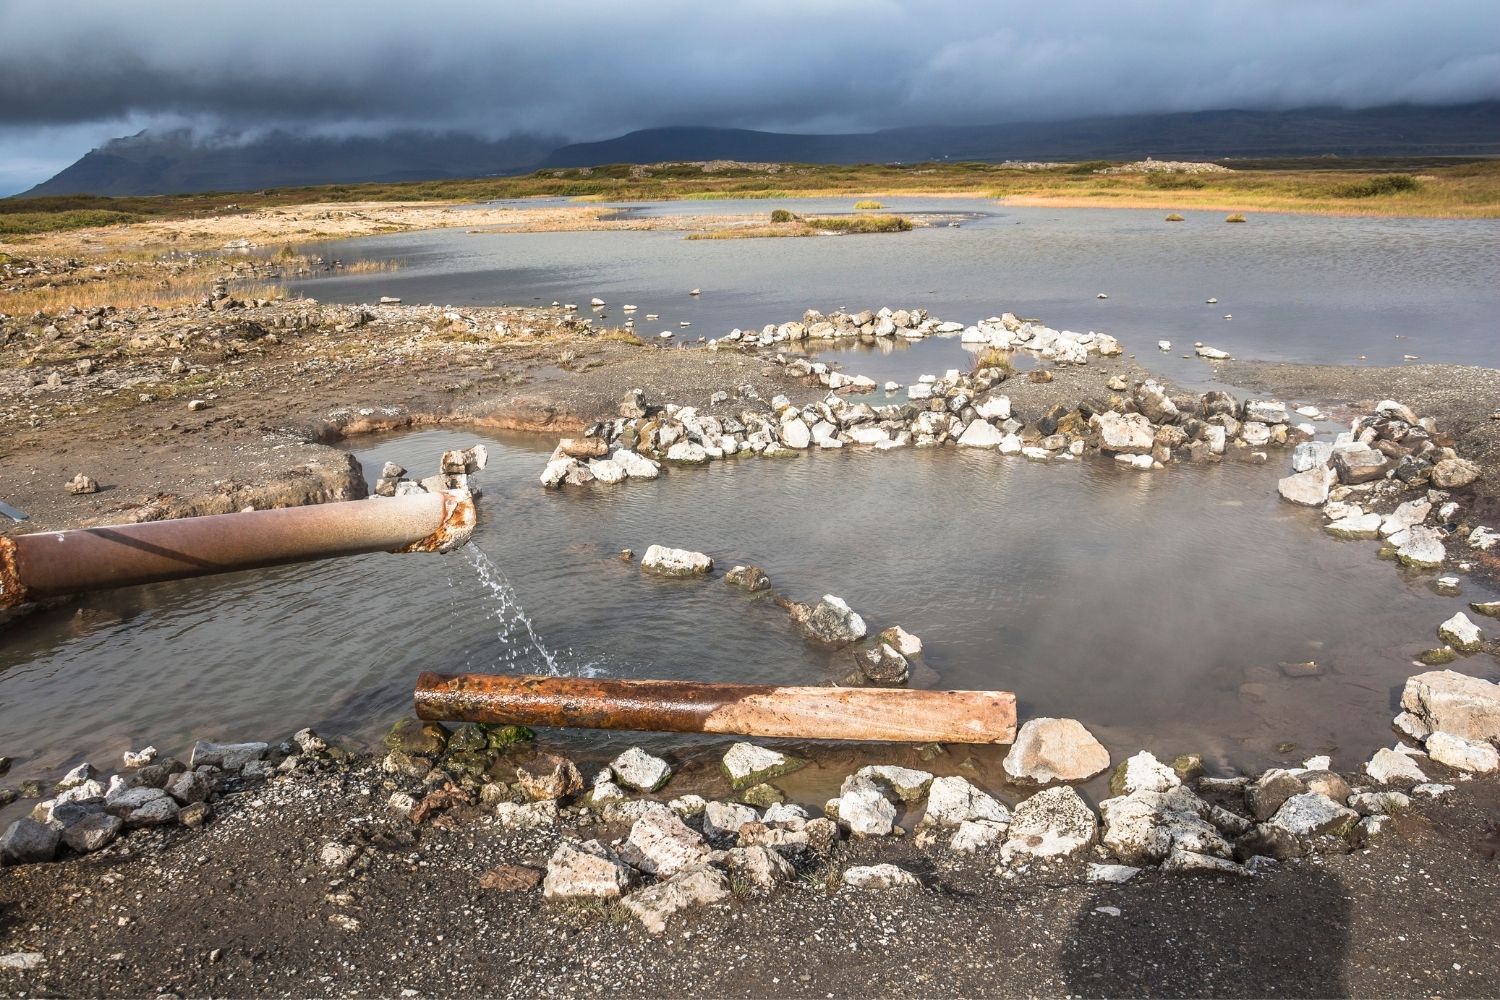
0 747 1496 999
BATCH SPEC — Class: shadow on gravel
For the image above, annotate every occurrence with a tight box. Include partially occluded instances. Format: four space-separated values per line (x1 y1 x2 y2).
1060 868 1349 999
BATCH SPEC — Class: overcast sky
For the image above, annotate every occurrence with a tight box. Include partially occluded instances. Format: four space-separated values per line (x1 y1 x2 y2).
2 0 1497 195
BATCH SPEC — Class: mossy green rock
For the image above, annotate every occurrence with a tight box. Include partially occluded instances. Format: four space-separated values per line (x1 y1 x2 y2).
482 724 536 751
443 750 494 777
1417 646 1459 665
1171 753 1206 782
739 783 785 808
447 724 490 754
384 718 449 756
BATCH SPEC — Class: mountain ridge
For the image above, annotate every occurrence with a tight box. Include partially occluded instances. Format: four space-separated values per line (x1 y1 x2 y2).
18 103 1500 198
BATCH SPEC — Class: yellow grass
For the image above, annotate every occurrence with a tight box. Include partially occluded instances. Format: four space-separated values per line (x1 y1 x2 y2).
1 272 283 314
343 259 400 274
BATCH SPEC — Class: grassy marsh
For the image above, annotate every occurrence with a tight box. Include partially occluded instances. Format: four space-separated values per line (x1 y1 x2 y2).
4 158 1497 244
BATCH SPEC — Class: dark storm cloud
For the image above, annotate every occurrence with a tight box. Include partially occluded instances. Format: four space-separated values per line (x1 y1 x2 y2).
1 0 1497 191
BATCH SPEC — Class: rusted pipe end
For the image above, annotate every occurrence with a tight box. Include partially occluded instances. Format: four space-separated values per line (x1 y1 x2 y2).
393 489 476 554
0 536 24 609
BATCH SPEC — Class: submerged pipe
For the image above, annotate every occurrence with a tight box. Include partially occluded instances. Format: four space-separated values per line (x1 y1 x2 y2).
0 490 475 609
414 672 1017 744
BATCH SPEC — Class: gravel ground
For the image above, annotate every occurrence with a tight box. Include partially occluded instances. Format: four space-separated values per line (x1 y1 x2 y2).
1 755 1496 998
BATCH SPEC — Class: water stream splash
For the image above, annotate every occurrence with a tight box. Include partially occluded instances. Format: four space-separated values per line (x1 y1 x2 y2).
459 547 600 677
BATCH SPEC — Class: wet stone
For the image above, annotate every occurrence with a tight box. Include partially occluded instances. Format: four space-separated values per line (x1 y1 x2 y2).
725 565 771 591
381 721 448 757
721 743 806 789
185 740 267 772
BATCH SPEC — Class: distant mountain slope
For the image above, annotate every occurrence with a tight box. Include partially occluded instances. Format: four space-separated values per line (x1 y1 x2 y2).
17 103 1499 198
22 129 561 197
543 103 1500 167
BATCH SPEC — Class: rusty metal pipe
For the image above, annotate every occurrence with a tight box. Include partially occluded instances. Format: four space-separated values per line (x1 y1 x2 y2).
415 672 1017 744
0 490 475 608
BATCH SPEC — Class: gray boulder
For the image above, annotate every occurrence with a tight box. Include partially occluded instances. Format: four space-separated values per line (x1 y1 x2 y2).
0 817 59 864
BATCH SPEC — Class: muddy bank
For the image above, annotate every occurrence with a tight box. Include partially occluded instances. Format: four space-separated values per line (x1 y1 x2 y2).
0 731 1496 998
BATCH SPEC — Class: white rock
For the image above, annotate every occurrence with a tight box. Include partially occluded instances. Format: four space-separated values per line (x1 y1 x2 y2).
1094 411 1155 454
1364 747 1429 785
540 458 574 488
780 418 811 449
950 819 1008 853
496 800 559 829
1437 613 1482 653
609 747 673 792
1424 731 1500 774
619 804 710 876
956 420 1004 448
1267 792 1358 839
623 866 729 934
1400 669 1500 741
1324 512 1383 539
721 743 803 789
1278 466 1337 507
58 763 95 789
702 800 759 841
1469 526 1499 551
842 863 919 889
122 746 158 768
612 449 660 480
854 765 934 802
1397 525 1446 569
640 544 713 577
1086 863 1140 884
1412 783 1454 798
1381 498 1432 537
588 459 626 484
922 775 1009 828
975 395 1012 421
1162 849 1248 876
722 845 796 889
831 776 897 836
1099 787 1229 865
1000 786 1098 862
669 440 708 464
0 953 45 971
543 840 634 899
1113 751 1181 795
878 625 923 659
320 841 359 868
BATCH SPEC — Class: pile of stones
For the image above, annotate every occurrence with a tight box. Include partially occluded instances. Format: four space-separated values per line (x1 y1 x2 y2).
1276 399 1493 574
0 730 340 866
708 309 1122 367
541 367 1303 487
